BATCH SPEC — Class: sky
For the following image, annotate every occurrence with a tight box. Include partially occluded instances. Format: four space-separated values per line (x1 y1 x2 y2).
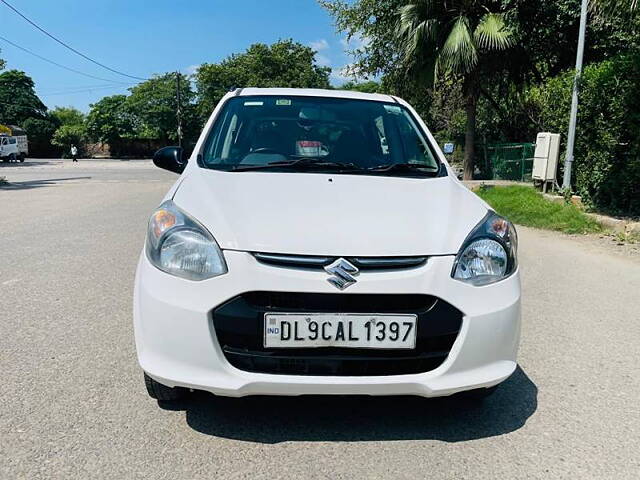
0 0 363 112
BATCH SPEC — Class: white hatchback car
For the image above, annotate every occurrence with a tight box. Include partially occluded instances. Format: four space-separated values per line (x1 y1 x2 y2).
134 88 520 403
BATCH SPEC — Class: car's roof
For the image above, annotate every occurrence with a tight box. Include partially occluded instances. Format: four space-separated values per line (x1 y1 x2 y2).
236 87 397 104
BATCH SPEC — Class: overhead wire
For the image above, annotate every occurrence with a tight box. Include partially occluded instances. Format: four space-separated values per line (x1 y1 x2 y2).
0 0 149 81
0 35 133 85
40 84 137 96
38 83 137 93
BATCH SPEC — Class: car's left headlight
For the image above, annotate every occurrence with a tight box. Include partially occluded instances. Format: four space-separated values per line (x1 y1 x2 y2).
145 200 227 281
452 211 518 286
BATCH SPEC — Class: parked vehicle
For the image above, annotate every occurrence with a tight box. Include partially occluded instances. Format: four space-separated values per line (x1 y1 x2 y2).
135 88 521 404
0 125 28 162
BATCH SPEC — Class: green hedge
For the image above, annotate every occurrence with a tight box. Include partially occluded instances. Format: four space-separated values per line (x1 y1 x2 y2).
529 54 640 216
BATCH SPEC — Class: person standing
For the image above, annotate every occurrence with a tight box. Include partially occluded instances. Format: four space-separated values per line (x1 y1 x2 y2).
71 144 78 162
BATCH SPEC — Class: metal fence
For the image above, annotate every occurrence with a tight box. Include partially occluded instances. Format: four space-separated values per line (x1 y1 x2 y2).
476 142 535 181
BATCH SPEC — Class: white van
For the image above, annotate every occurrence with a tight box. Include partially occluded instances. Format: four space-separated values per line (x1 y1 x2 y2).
0 125 28 162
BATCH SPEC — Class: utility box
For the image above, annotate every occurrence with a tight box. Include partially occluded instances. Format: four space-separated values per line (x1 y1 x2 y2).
532 132 560 182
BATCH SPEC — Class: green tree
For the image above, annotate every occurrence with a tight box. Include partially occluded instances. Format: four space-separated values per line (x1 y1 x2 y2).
126 72 196 143
51 124 85 151
340 80 382 93
321 0 640 177
0 70 59 156
50 106 85 127
0 70 47 125
0 48 5 71
195 39 331 118
50 106 86 152
507 0 639 79
320 1 404 81
528 54 640 215
592 0 638 15
22 115 60 157
401 2 518 179
322 1 517 178
86 95 134 144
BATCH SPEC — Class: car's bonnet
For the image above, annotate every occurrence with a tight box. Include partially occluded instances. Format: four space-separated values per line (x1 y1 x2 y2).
172 169 488 257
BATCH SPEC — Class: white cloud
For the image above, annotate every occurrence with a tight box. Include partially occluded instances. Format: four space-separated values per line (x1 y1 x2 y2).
330 64 358 84
183 64 200 75
309 39 330 51
340 34 370 52
315 53 332 67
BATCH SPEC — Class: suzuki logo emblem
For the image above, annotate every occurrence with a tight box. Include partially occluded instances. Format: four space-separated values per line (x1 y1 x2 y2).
324 258 359 290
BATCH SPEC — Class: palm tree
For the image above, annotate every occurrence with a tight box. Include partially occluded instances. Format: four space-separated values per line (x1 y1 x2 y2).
591 0 638 15
396 1 515 180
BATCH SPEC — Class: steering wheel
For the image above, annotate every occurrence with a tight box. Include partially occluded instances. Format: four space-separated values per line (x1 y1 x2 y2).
251 147 285 155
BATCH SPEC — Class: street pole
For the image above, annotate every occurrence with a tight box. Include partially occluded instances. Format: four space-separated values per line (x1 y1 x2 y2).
562 0 588 190
176 71 182 148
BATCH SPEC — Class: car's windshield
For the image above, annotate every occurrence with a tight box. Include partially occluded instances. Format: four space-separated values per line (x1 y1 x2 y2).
201 95 440 175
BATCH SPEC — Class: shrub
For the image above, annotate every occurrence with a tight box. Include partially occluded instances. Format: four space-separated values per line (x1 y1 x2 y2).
51 124 86 152
528 53 640 215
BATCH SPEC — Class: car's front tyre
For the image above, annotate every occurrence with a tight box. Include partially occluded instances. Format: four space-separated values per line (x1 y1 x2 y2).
143 372 188 402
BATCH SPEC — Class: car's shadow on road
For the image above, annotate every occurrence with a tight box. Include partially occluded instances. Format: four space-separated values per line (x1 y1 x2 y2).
0 176 91 190
0 160 62 167
160 366 537 444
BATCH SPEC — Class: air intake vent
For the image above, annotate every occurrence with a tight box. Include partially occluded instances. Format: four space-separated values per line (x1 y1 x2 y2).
253 253 427 270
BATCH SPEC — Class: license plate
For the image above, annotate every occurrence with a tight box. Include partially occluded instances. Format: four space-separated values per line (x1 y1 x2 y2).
264 313 417 349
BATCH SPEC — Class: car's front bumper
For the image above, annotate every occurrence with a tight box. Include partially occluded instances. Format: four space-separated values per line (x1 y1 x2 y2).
134 250 521 397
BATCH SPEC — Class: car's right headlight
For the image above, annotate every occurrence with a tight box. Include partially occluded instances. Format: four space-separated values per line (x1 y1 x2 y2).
145 200 227 281
452 211 518 286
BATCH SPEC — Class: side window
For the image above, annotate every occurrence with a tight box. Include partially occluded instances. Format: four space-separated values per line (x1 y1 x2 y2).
9 138 17 144
394 112 436 166
207 109 235 161
220 114 239 160
374 116 389 155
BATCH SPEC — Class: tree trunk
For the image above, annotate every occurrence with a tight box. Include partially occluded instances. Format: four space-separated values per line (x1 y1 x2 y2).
463 73 480 181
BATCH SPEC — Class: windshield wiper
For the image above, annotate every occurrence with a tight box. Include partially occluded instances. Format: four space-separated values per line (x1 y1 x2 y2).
367 163 439 175
232 157 362 172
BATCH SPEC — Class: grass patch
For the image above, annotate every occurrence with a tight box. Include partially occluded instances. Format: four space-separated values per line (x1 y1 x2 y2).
476 185 602 234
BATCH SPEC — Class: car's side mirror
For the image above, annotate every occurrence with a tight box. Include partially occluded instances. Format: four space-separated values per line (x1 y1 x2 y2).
153 146 187 174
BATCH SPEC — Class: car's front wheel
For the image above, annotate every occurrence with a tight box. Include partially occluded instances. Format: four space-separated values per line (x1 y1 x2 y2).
143 372 188 401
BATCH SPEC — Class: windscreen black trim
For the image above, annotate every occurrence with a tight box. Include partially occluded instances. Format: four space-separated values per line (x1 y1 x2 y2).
198 94 446 177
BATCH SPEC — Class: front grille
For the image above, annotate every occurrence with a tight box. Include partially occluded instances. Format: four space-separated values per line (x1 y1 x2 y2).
253 253 427 270
212 292 463 376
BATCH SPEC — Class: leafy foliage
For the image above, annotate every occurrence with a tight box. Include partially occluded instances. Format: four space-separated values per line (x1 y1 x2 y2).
340 80 383 93
395 1 517 178
319 0 403 80
0 70 47 124
49 107 86 150
22 115 59 156
195 40 331 118
86 95 135 144
50 107 85 127
592 0 639 17
51 124 85 150
528 54 640 215
126 72 197 144
0 69 59 156
474 14 515 51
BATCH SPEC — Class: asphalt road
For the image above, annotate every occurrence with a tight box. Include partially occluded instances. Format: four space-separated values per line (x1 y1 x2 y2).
2 159 639 479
